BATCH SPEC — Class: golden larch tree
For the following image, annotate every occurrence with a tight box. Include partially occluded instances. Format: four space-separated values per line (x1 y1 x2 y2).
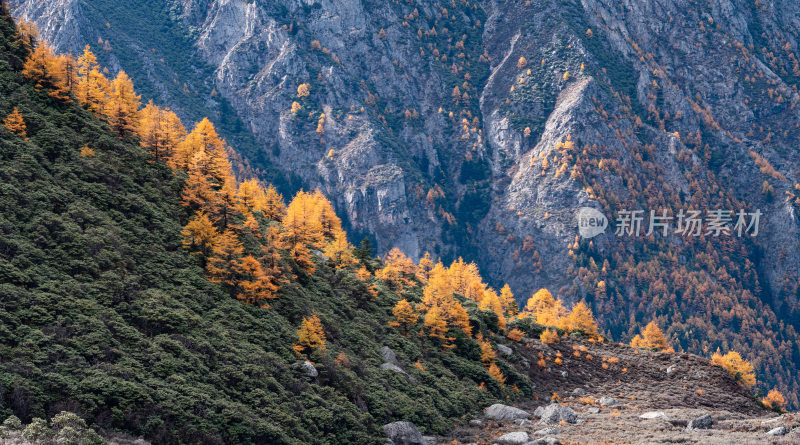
236 255 280 307
711 349 756 388
488 362 505 385
3 107 27 138
205 229 245 288
294 314 326 354
565 301 598 334
477 333 496 364
499 284 518 316
323 229 358 269
75 46 109 113
137 101 186 162
181 211 219 261
389 299 419 332
424 305 453 347
103 71 141 136
761 389 787 411
280 190 326 274
630 321 672 352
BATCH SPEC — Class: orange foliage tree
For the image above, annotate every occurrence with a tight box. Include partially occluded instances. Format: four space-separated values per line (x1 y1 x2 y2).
761 389 787 411
3 107 26 138
711 349 756 388
138 101 186 162
294 314 327 354
104 71 141 136
630 321 673 352
389 299 418 332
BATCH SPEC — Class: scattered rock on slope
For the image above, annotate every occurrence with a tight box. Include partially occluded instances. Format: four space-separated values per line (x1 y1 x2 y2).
484 404 531 421
383 421 425 445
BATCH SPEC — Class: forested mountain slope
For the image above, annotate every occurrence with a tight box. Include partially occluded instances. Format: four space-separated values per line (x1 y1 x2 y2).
9 0 800 411
0 7 532 443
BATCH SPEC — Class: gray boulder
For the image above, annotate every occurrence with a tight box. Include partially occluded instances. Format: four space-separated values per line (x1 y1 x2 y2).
383 421 425 445
534 426 559 435
538 404 578 424
381 346 398 363
484 404 531 421
598 396 618 407
686 414 713 431
530 438 560 445
497 344 513 356
767 426 787 436
639 411 668 420
533 406 545 418
380 362 407 374
297 360 318 378
495 431 530 444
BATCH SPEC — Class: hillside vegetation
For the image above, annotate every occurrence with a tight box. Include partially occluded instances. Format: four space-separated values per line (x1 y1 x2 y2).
0 6 534 444
0 3 782 444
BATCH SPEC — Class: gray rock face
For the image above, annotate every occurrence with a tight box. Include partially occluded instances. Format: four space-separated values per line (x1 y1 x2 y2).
382 421 425 445
297 360 318 378
381 346 398 363
380 362 406 375
767 426 787 436
484 404 531 421
686 414 713 431
494 431 530 445
496 344 513 356
538 404 578 425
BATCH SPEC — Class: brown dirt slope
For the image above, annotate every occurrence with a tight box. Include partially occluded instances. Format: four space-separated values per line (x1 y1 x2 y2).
440 336 799 444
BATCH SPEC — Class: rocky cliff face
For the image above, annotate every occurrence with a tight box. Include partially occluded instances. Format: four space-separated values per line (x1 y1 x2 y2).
14 0 800 402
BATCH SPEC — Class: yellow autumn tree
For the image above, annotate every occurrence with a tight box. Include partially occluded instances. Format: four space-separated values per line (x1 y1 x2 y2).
478 289 507 331
389 299 419 332
711 349 756 388
22 42 73 101
75 46 109 113
630 321 672 352
236 254 280 307
176 118 231 184
297 83 310 98
205 229 245 289
181 211 219 261
137 101 186 162
323 229 358 268
499 284 518 316
523 288 567 328
416 252 434 282
103 71 141 135
761 389 787 411
3 107 27 138
488 362 505 385
294 314 327 354
280 190 326 274
477 333 496 364
424 305 454 348
236 179 269 214
564 301 598 334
